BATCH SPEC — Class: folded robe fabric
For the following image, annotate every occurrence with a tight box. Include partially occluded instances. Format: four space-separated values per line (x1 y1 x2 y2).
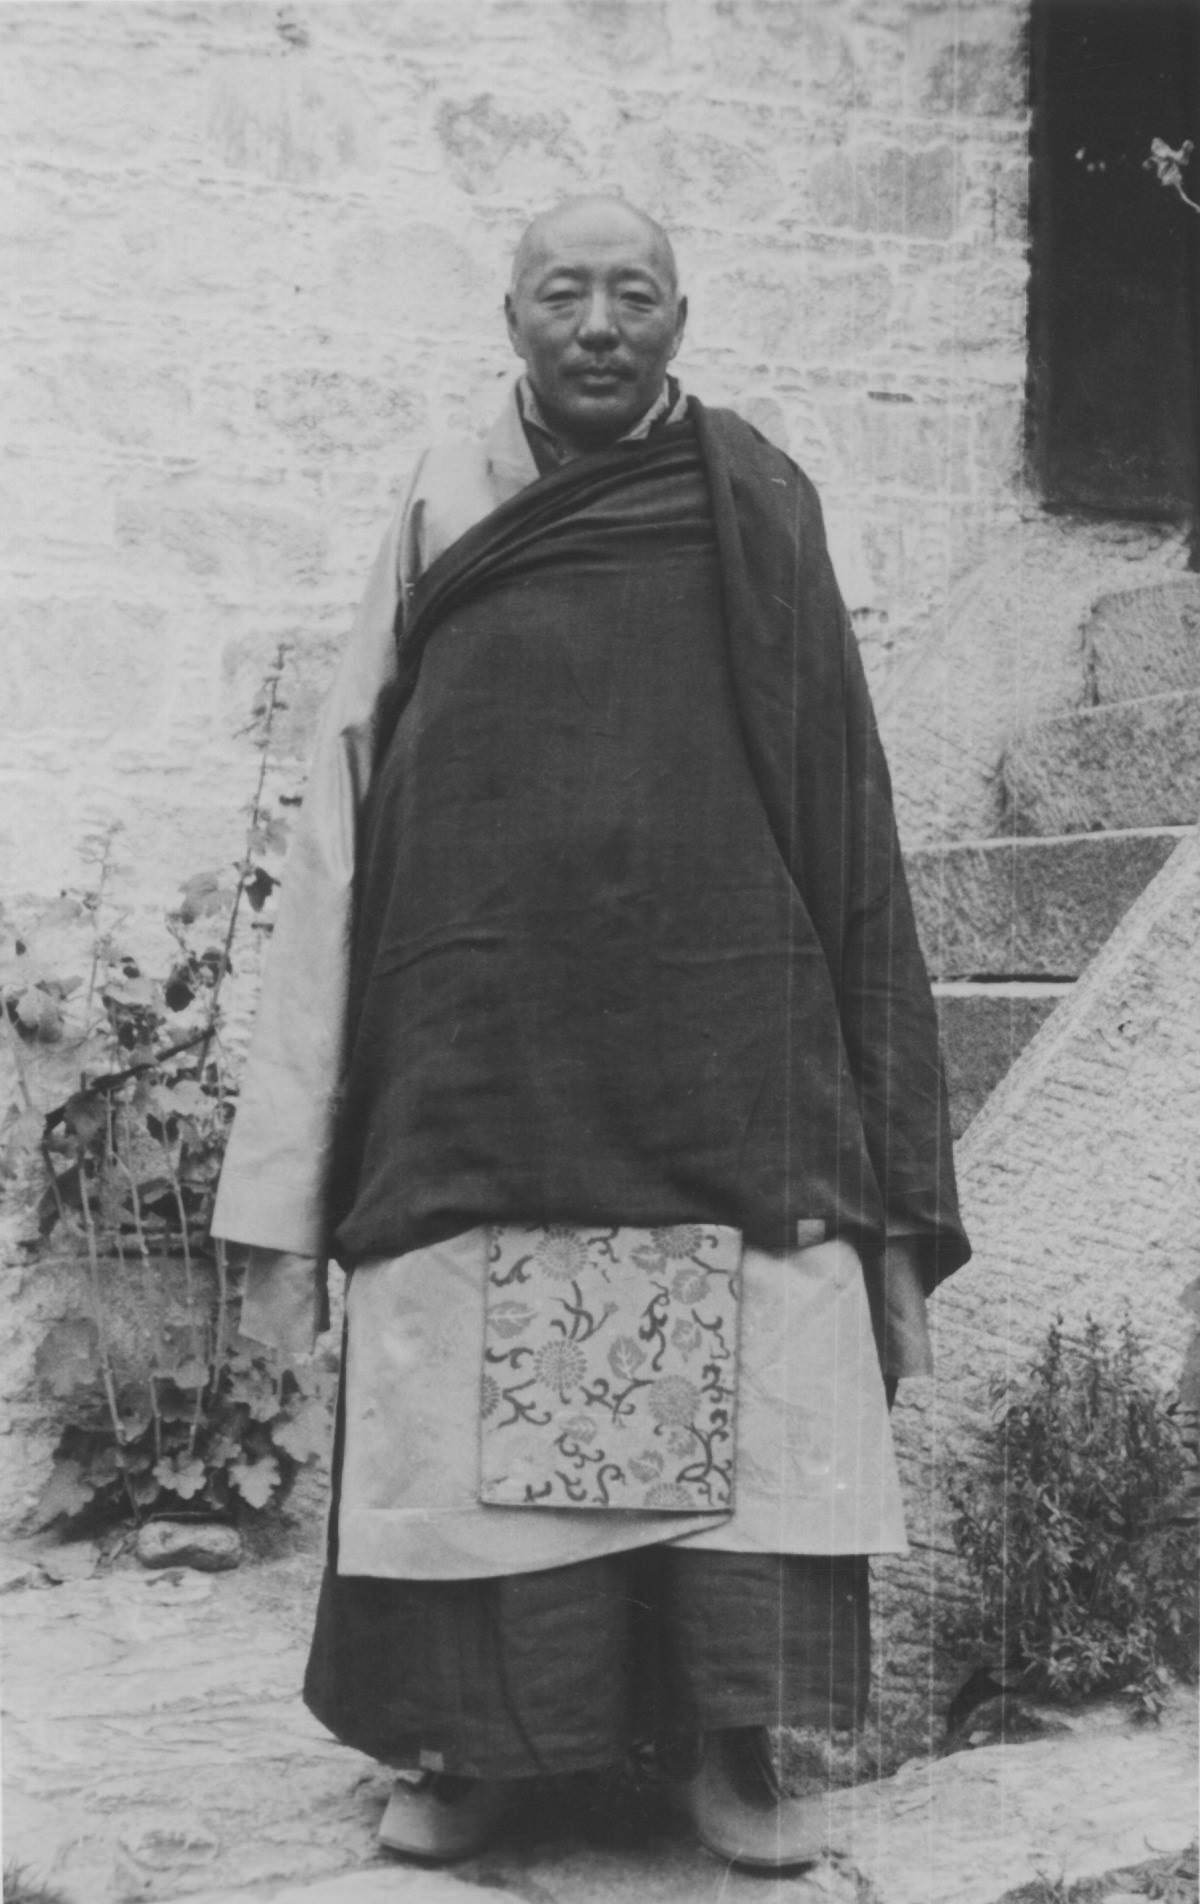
330 405 966 1283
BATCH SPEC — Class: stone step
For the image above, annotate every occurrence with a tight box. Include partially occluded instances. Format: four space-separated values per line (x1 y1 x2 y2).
1084 575 1200 704
934 980 1073 1137
908 827 1188 980
1001 689 1200 836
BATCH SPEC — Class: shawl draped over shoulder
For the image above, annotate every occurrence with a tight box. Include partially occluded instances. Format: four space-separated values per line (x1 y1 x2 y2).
213 400 969 1295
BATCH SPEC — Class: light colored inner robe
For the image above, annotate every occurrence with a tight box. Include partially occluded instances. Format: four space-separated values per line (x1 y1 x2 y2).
338 1228 907 1580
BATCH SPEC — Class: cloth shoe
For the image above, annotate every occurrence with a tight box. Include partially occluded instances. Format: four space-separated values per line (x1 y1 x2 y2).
377 1767 516 1861
675 1726 827 1870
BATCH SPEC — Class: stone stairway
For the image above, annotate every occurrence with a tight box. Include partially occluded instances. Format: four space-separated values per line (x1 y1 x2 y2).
906 576 1200 1136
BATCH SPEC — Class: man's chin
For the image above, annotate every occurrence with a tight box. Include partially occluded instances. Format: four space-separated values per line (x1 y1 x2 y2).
554 391 642 448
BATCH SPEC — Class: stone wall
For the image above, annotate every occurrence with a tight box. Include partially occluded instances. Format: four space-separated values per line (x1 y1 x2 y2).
2 0 1031 934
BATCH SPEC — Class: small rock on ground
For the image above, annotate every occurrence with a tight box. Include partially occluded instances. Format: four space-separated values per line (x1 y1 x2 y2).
135 1520 243 1571
27 1538 100 1583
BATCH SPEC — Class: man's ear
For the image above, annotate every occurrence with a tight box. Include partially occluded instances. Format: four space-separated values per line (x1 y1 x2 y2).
670 294 688 360
504 292 525 360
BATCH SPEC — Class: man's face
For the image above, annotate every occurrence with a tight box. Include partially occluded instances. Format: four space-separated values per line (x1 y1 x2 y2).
505 202 687 450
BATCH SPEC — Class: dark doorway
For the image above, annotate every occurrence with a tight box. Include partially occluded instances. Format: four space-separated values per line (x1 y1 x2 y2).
1029 0 1200 523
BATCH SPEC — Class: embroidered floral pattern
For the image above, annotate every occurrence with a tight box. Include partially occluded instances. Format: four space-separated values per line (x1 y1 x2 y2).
671 1266 711 1305
534 1228 590 1280
643 1480 695 1509
651 1224 706 1258
647 1375 701 1427
534 1339 588 1398
480 1223 741 1512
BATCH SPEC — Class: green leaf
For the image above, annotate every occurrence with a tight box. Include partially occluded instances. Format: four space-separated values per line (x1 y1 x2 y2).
34 1457 96 1527
169 1358 211 1392
227 1358 283 1421
488 1300 534 1340
229 1454 280 1509
271 1396 332 1464
608 1335 646 1380
1 1105 46 1177
242 867 280 912
153 1454 207 1500
248 813 290 856
164 1079 208 1119
34 1315 102 1400
15 987 63 1042
177 872 233 924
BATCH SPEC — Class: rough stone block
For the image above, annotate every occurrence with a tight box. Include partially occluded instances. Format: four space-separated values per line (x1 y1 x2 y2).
7 350 194 451
695 257 893 362
337 0 478 52
114 490 328 595
327 220 493 329
530 0 672 77
616 118 786 226
1085 577 1200 703
435 93 586 197
707 4 864 107
892 253 1028 360
934 980 1070 1135
136 1522 242 1573
820 394 971 496
809 142 961 240
473 0 672 81
255 368 428 458
0 26 204 168
0 773 76 897
912 13 1026 118
1002 691 1200 836
988 155 1031 244
0 598 171 742
206 57 380 182
847 496 957 651
972 390 1024 492
908 828 1184 979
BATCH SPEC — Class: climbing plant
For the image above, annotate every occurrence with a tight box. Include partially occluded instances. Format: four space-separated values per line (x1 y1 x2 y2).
0 646 333 1530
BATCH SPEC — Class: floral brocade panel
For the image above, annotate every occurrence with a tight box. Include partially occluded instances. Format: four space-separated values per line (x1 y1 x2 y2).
479 1224 742 1512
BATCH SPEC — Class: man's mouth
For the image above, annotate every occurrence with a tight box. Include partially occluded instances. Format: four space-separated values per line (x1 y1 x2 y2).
571 365 630 386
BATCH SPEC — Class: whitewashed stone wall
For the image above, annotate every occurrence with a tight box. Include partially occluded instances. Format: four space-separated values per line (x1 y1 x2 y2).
2 0 1030 930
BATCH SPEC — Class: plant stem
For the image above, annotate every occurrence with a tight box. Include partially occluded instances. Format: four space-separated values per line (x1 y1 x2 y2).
156 1133 207 1457
114 1098 163 1463
81 825 118 1035
200 642 289 1074
76 1166 139 1522
213 1235 230 1374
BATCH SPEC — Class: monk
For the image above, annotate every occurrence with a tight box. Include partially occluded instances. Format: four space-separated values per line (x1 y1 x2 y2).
214 196 969 1870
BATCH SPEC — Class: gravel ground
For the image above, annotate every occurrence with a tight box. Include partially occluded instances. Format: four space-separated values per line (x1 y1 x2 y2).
1 1531 1195 1904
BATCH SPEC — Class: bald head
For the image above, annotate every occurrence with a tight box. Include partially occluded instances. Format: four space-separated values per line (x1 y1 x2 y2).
510 195 680 298
504 195 687 451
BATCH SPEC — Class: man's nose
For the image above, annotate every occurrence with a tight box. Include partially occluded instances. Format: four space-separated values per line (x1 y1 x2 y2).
578 288 619 345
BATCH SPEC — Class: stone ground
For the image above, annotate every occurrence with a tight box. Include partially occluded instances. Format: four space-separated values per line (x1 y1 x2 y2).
1 1527 1196 1904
